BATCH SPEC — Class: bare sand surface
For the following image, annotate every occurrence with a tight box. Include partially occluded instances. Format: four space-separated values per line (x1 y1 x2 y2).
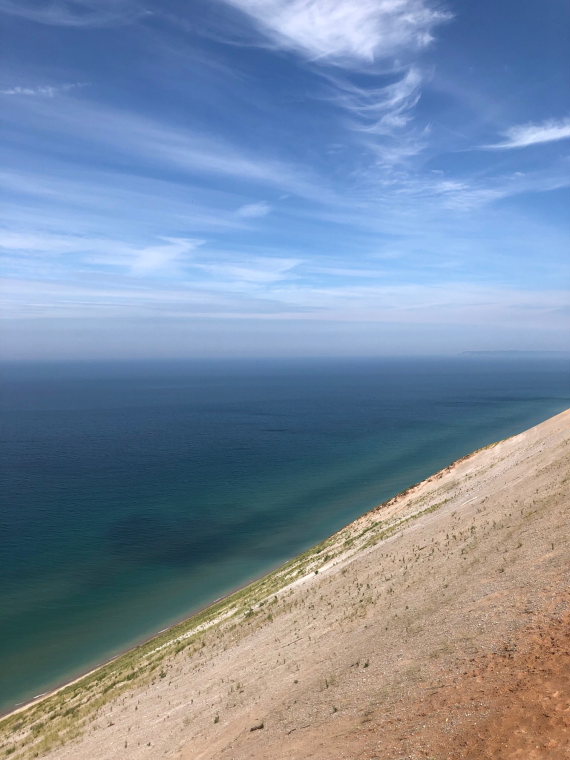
2 409 569 759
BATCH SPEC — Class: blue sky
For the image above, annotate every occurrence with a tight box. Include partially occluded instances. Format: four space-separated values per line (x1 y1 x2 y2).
1 0 569 358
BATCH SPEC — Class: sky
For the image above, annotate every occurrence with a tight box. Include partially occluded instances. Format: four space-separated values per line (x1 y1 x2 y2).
1 0 569 359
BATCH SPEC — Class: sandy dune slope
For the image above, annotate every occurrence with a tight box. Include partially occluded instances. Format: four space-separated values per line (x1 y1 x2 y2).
2 409 569 759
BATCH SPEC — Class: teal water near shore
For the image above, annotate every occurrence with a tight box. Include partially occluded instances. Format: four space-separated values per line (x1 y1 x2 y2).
1 356 568 712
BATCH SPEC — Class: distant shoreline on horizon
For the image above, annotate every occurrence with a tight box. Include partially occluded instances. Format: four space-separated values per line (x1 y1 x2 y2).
462 350 570 356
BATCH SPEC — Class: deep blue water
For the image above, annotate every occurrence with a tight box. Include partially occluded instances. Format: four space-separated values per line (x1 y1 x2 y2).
0 357 568 712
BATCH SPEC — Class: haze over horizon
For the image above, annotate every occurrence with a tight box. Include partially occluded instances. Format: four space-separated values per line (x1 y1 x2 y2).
1 0 569 359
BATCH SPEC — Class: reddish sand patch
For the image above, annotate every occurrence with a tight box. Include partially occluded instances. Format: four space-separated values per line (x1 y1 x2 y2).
397 592 570 759
446 606 569 758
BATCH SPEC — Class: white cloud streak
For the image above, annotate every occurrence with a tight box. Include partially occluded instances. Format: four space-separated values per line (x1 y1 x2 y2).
221 0 450 65
3 95 339 204
252 0 446 166
329 67 423 134
0 83 84 97
0 231 204 274
195 256 300 284
0 0 147 27
0 228 302 285
483 117 570 150
344 67 429 165
0 168 269 238
236 201 272 217
127 237 204 274
217 0 449 169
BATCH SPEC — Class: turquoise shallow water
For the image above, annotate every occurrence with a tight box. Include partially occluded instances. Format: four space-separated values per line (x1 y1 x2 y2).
0 356 568 712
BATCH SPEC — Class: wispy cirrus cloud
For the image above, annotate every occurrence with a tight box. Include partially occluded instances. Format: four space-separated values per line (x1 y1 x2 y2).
327 65 428 165
223 0 449 168
0 227 298 284
0 83 85 97
236 201 272 218
0 229 203 274
0 0 147 27
3 95 339 204
220 0 450 65
125 237 204 274
0 230 90 252
195 256 300 285
336 67 424 135
217 0 449 170
0 168 273 237
371 163 570 212
482 117 570 150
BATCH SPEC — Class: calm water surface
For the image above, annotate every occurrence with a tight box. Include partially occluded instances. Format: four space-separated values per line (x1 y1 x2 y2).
1 357 568 711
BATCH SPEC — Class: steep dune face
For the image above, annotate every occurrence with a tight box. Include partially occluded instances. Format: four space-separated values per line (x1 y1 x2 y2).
4 410 569 759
